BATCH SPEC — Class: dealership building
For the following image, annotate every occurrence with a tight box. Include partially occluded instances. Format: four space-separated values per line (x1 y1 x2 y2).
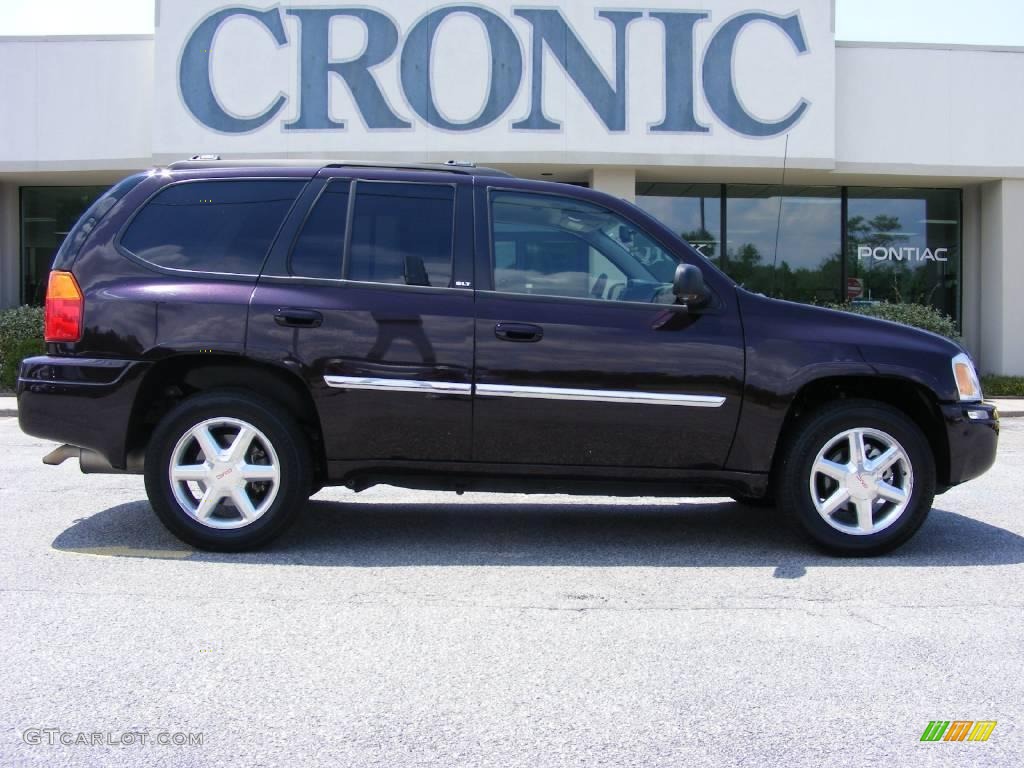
1 0 1023 374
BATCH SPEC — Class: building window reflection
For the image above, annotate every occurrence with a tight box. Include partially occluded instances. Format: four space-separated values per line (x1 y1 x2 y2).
635 183 722 267
20 186 106 304
635 183 962 327
726 185 842 303
846 188 961 324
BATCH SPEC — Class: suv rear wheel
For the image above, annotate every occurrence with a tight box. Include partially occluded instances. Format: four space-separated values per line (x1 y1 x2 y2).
776 399 935 556
144 390 311 551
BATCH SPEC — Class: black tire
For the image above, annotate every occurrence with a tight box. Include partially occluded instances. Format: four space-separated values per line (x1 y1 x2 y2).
144 389 311 551
776 399 935 556
730 494 776 508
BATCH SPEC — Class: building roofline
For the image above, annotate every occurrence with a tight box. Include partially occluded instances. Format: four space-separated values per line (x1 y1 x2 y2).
837 39 1024 54
0 34 154 43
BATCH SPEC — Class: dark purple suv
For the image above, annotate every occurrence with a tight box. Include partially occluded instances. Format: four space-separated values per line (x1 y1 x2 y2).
17 159 998 554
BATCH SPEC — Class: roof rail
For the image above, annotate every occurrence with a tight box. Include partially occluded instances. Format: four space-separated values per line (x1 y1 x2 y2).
165 157 512 177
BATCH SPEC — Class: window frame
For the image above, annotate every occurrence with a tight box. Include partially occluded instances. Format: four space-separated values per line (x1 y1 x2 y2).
484 185 711 312
114 176 310 281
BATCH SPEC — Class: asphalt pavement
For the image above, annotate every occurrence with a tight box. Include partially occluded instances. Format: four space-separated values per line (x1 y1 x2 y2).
1 413 1022 767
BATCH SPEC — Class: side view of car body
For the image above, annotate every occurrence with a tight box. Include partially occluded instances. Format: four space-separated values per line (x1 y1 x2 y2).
17 160 999 554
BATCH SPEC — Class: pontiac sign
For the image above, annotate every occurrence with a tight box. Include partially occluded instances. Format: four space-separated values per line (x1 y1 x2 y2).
154 1 836 164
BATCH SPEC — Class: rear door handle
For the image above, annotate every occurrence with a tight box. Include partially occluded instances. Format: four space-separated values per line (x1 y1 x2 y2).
494 322 543 343
274 308 323 328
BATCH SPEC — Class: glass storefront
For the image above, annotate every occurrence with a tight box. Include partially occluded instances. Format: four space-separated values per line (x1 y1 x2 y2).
20 186 106 304
636 184 962 325
633 183 722 267
846 188 961 321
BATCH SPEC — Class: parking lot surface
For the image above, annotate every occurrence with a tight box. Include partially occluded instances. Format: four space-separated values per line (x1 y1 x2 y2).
1 415 1022 767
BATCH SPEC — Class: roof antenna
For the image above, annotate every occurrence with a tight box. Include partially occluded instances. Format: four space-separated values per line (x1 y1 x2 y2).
770 133 790 297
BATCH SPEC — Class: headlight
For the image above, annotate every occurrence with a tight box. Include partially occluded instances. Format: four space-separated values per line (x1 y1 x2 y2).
952 353 982 402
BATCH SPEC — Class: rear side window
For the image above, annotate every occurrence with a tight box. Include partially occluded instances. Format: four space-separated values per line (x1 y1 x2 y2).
348 182 455 287
121 180 304 274
53 172 147 270
289 180 350 279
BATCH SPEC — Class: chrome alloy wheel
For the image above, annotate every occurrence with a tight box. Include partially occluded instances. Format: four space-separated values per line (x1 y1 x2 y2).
168 417 281 529
808 427 914 536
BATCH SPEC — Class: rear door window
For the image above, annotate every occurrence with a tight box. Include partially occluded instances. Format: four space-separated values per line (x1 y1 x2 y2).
288 180 351 279
347 182 455 288
120 180 304 275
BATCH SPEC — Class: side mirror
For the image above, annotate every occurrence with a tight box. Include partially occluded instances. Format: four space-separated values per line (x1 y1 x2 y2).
673 263 709 309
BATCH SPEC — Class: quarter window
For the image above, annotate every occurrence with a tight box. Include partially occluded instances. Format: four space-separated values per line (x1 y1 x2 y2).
490 191 681 304
121 180 304 275
347 182 455 287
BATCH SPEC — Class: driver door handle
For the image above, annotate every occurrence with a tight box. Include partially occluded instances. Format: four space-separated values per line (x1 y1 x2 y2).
494 322 544 343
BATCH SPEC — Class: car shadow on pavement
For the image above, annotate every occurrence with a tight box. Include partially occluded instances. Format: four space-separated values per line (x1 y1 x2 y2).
51 497 1024 570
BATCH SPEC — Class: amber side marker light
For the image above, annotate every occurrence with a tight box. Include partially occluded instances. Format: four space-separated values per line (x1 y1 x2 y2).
44 270 84 343
951 352 982 402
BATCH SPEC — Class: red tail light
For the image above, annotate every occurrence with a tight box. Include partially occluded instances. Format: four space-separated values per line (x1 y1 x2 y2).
44 271 84 342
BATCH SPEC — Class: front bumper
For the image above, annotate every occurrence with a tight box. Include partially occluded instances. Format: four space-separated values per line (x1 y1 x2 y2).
940 401 999 490
17 356 151 471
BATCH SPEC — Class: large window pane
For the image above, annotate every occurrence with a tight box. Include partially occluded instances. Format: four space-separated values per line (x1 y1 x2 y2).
635 183 722 267
846 188 961 324
726 185 842 302
21 186 107 304
348 182 455 288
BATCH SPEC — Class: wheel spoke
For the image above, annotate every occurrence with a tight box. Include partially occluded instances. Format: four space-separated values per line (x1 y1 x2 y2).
849 430 867 466
240 463 277 482
194 487 223 520
194 426 223 463
854 498 874 532
814 458 849 483
867 446 901 474
877 481 907 504
230 487 258 521
819 488 850 517
171 463 209 483
227 426 256 463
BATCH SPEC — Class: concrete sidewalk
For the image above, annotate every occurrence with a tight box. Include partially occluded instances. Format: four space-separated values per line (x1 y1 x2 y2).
1 394 1022 419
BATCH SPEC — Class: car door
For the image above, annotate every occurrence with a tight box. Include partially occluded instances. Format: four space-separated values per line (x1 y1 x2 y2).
472 183 744 469
247 169 476 463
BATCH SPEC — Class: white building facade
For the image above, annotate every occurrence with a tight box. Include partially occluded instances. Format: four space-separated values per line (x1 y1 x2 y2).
1 0 1022 374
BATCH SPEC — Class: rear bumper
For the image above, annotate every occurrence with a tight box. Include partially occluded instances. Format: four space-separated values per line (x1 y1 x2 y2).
16 355 150 471
940 401 999 490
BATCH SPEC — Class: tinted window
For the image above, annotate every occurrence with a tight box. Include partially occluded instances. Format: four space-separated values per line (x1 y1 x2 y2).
846 188 961 325
635 183 722 267
490 191 680 304
289 181 350 279
121 180 304 274
348 183 454 287
725 185 841 302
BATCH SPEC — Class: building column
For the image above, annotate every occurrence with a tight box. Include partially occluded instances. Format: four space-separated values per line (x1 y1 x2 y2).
979 179 1024 376
589 167 636 202
0 183 19 309
960 185 982 358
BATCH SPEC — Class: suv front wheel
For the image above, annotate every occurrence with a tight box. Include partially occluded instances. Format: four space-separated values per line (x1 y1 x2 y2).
777 400 936 556
144 390 311 551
